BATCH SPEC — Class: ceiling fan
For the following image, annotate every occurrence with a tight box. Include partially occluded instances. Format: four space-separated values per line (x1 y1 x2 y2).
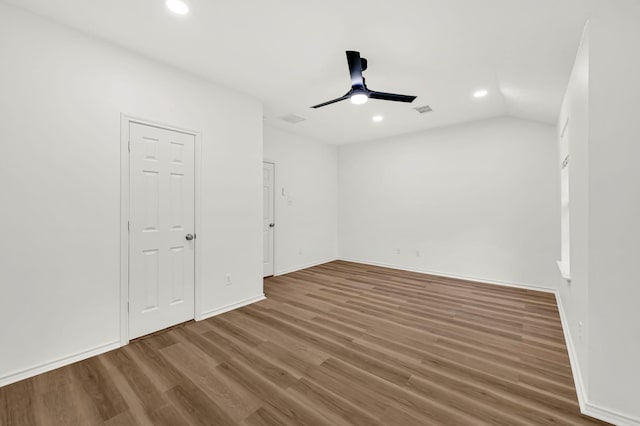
311 50 417 109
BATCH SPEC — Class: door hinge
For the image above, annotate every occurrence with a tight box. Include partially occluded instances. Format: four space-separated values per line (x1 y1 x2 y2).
127 302 130 313
127 221 130 232
128 140 131 152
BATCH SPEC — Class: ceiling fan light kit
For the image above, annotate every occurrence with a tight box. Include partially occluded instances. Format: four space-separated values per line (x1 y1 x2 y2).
311 50 417 109
350 92 368 105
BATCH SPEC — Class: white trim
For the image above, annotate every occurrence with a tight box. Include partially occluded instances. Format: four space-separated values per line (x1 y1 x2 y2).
554 291 586 411
338 257 556 293
556 260 571 281
199 294 266 321
583 402 640 426
330 258 639 424
556 291 640 426
330 259 639 425
120 115 130 346
0 341 120 388
194 126 204 321
263 161 276 278
275 257 339 276
120 114 202 344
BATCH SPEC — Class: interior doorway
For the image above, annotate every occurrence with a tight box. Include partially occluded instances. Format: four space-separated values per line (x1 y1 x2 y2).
263 162 275 277
121 116 200 342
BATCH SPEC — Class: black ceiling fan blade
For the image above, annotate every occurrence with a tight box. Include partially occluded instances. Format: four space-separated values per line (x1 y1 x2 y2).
369 91 417 103
346 51 364 87
310 93 350 109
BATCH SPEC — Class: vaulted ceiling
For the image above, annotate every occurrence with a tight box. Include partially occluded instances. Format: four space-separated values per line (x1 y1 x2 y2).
5 0 593 144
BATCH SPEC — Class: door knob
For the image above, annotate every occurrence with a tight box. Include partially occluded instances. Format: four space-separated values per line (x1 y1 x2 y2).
269 223 275 228
185 233 194 241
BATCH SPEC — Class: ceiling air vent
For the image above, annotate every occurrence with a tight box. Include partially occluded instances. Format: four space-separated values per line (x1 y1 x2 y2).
279 114 307 124
414 105 433 114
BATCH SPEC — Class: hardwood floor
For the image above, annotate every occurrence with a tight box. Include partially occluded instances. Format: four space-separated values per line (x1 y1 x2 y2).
0 261 608 425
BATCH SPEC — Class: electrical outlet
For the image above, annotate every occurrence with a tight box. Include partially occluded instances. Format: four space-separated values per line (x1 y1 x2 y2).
225 273 232 286
396 248 401 255
578 321 583 341
416 250 421 257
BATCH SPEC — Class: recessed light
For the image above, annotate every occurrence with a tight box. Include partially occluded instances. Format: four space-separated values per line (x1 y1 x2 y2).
473 90 488 98
166 0 189 15
372 115 384 122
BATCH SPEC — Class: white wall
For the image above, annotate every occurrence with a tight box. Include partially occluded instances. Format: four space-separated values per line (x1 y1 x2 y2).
0 3 263 385
263 126 338 275
587 1 640 421
338 117 560 289
558 4 640 422
557 22 591 395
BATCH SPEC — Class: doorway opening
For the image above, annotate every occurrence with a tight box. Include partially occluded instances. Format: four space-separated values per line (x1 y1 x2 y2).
263 162 275 277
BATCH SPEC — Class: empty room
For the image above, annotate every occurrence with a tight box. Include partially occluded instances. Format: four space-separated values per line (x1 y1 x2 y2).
1 0 639 425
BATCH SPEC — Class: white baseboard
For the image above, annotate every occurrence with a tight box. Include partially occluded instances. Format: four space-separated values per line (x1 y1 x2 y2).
0 340 120 388
0 295 267 389
338 257 556 293
198 294 266 321
336 258 640 425
275 257 338 276
554 292 587 411
583 402 640 426
555 292 640 426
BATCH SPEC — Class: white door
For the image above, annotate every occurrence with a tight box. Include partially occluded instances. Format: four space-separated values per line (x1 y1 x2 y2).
263 162 275 277
129 122 195 339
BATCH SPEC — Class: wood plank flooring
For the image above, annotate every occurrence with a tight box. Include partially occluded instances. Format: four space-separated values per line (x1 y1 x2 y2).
0 261 608 425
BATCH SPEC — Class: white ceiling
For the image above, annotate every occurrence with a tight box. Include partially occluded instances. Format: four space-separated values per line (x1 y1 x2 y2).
5 0 592 144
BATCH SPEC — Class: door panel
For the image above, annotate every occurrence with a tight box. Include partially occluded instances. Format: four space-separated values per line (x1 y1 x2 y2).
263 163 275 277
129 122 195 339
143 249 159 311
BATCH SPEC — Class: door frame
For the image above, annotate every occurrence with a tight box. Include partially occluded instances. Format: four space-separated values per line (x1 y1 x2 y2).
263 160 276 277
119 114 203 346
